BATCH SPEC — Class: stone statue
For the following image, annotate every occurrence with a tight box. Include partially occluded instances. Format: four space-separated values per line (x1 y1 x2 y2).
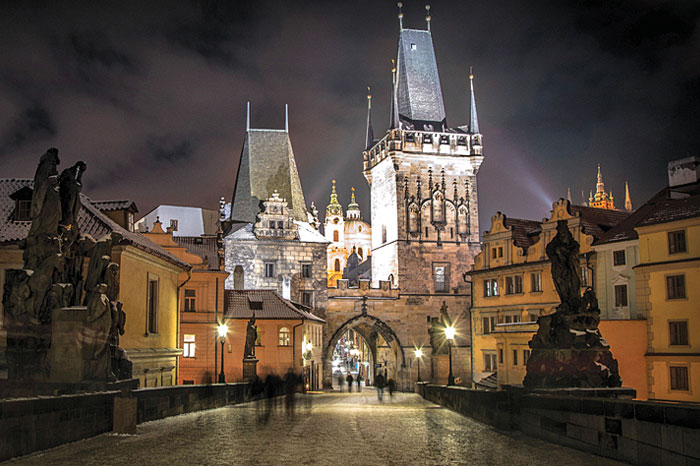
244 314 257 358
84 283 115 381
58 161 86 230
428 301 452 355
546 220 581 308
28 148 61 238
524 219 621 389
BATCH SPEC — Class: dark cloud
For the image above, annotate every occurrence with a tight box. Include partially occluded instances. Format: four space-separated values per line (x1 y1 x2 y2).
0 0 698 233
0 104 55 155
147 137 194 163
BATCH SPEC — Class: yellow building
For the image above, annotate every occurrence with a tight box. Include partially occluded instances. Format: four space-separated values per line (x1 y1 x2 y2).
0 179 190 386
634 157 700 402
469 199 631 390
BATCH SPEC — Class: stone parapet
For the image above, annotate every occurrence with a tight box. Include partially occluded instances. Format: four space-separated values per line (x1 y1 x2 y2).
421 384 700 465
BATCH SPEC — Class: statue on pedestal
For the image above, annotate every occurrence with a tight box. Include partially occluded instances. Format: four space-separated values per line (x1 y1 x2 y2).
524 220 621 388
244 314 257 359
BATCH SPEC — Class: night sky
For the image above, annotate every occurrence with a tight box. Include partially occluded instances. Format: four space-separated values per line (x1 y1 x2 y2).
1 1 698 231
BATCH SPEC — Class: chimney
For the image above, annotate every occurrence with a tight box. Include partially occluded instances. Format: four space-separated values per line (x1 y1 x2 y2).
668 156 700 187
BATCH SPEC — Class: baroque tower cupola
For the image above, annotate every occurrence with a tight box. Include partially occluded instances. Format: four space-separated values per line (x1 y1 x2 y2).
346 187 361 220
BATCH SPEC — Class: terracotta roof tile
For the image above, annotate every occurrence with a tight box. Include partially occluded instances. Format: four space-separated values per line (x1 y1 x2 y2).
91 199 138 212
0 179 190 270
224 290 324 322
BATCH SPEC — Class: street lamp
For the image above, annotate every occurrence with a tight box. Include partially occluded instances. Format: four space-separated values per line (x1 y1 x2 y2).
217 323 228 383
415 349 423 382
444 326 456 386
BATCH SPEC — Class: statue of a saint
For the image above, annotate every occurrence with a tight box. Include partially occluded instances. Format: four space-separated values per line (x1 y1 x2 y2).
58 161 86 230
29 148 61 237
546 220 581 306
244 314 257 358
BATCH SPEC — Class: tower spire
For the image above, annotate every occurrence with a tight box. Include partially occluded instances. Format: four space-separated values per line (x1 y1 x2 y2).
285 104 289 132
397 2 403 30
425 5 431 32
365 86 374 150
246 101 250 132
567 187 572 203
625 181 633 212
468 67 480 134
390 59 399 130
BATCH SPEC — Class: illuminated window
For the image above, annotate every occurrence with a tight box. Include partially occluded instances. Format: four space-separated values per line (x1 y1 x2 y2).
484 352 497 371
434 265 448 292
183 334 195 358
334 259 340 272
278 327 290 346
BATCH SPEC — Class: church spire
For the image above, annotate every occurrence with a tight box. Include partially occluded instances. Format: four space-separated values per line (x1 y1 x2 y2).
425 5 431 32
596 164 604 195
468 68 480 134
625 181 633 212
567 187 572 204
390 59 399 130
347 187 361 220
365 87 374 150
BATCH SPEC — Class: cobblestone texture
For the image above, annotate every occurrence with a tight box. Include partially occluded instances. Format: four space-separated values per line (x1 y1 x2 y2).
3 391 624 466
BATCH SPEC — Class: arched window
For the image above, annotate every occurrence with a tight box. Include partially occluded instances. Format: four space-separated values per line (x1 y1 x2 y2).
358 248 363 259
458 206 469 235
233 265 244 290
278 327 290 346
333 230 339 242
334 258 341 271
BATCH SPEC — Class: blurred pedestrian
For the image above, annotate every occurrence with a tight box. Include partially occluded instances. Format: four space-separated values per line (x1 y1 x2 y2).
356 374 363 392
375 373 385 401
337 371 345 392
388 378 396 399
283 368 299 417
346 373 354 393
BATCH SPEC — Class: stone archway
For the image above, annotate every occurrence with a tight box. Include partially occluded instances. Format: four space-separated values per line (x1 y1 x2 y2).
323 313 406 388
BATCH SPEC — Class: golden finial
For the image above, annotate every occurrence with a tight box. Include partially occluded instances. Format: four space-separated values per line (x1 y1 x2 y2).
392 58 396 73
367 86 372 100
469 66 474 81
397 2 404 29
425 4 431 31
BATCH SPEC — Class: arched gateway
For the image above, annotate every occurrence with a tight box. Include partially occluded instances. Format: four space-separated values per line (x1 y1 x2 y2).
323 311 406 389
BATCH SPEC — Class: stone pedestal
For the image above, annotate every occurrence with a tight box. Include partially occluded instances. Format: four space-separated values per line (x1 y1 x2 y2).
49 306 88 383
242 357 258 381
113 396 137 434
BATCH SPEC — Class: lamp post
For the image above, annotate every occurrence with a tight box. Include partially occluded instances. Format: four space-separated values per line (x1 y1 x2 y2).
444 326 456 386
217 323 228 383
415 349 423 382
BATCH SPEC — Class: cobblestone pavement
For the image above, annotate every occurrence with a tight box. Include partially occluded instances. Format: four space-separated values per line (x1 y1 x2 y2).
4 390 625 466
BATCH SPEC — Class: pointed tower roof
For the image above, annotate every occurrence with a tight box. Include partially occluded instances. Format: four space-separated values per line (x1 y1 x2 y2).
625 182 633 212
395 25 447 130
325 180 343 218
390 59 399 130
230 104 307 223
567 187 572 203
365 87 374 150
468 68 480 134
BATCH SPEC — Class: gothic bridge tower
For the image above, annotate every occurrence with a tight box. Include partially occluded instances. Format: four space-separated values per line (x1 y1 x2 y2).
323 6 484 388
363 8 483 294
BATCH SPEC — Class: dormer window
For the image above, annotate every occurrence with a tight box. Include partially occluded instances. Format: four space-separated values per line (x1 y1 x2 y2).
15 199 31 221
170 219 178 232
10 186 33 221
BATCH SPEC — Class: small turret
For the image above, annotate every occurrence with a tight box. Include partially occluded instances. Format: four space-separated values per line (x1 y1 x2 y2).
347 187 361 220
325 180 343 218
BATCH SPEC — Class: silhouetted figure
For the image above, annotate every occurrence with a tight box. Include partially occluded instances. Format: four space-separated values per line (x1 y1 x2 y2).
283 368 299 417
356 374 363 392
337 372 345 392
388 378 396 399
375 373 386 401
261 374 281 424
346 373 354 393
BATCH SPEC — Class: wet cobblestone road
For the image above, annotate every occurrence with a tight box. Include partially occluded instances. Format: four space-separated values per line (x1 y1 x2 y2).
4 391 624 466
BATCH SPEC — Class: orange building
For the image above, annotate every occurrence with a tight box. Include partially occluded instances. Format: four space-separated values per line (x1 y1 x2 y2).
142 219 229 385
224 290 325 389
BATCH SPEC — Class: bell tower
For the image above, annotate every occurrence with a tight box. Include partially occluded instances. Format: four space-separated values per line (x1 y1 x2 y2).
363 7 483 294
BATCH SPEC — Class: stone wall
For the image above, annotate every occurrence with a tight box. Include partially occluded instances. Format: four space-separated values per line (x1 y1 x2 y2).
134 382 252 423
420 384 700 465
0 391 118 462
0 383 257 462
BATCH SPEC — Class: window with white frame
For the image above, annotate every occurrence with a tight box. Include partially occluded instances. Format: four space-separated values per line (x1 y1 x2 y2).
184 289 196 312
484 352 497 372
183 334 195 358
614 284 628 307
278 327 290 346
530 272 542 292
